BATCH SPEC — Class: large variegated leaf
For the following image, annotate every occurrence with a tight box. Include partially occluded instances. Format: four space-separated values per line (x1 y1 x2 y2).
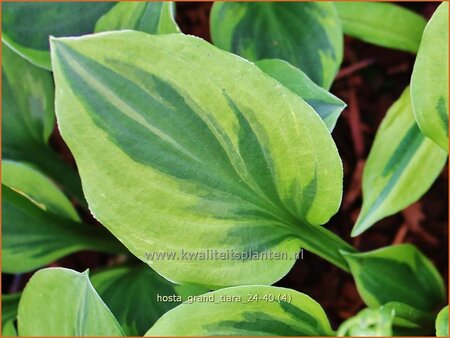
352 88 447 236
2 293 20 336
2 184 123 273
91 265 208 336
335 2 426 53
50 31 351 288
2 2 115 69
210 2 343 89
95 2 179 34
146 286 333 336
436 306 449 337
2 43 85 204
2 160 80 221
342 244 446 312
411 2 449 152
256 59 346 130
18 268 124 336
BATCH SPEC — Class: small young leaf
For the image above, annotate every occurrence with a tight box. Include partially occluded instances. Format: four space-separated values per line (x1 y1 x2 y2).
95 2 180 34
352 88 447 236
2 185 123 273
2 44 85 204
2 293 21 337
335 2 426 53
341 244 446 312
436 305 449 337
2 2 115 69
18 268 124 336
50 31 349 288
91 264 208 336
337 307 395 336
210 2 343 89
2 160 80 221
146 286 334 336
411 2 449 152
256 59 346 130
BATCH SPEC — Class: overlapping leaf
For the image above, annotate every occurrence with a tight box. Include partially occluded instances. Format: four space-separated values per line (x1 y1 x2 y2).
256 59 346 130
2 293 21 336
2 183 122 273
50 31 349 288
91 264 208 336
18 268 124 336
210 2 343 89
146 286 334 336
335 2 426 53
95 2 179 34
2 44 85 204
436 306 449 337
411 2 449 152
337 307 395 336
342 244 446 312
352 88 447 236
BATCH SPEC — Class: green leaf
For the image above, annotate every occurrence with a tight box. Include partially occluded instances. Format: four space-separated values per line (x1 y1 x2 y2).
2 43 86 205
256 59 346 130
146 285 333 336
2 2 115 69
2 184 123 273
210 2 343 89
411 2 449 152
91 264 208 336
335 2 426 53
337 307 395 336
352 88 447 236
436 306 449 337
2 293 21 336
2 160 79 221
341 244 446 312
50 31 353 288
383 302 435 335
18 268 124 336
95 2 180 34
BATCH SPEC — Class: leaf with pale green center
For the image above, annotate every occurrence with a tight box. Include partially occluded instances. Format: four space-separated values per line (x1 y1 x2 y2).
95 2 180 34
2 184 123 273
146 286 333 336
256 59 346 130
2 43 85 205
2 160 80 221
337 307 395 336
2 293 21 336
50 31 352 288
91 264 208 336
341 244 446 312
352 88 447 236
411 2 449 152
436 306 449 337
335 2 426 53
210 2 343 89
18 268 124 336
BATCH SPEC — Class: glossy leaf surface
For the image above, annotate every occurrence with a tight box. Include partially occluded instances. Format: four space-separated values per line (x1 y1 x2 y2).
51 31 347 288
411 2 449 151
352 88 447 236
146 286 333 336
18 268 124 336
210 2 343 89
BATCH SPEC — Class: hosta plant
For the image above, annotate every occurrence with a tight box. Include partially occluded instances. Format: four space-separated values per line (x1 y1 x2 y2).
2 1 448 337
